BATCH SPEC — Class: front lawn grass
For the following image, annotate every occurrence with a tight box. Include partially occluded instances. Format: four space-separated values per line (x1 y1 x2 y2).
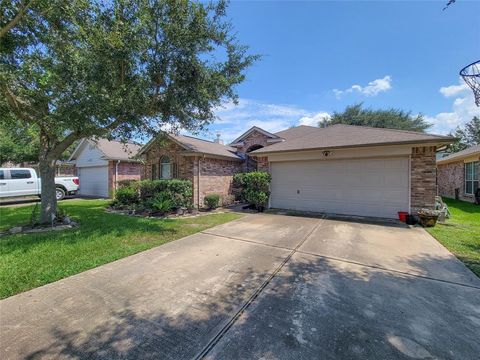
0 199 242 299
426 198 480 277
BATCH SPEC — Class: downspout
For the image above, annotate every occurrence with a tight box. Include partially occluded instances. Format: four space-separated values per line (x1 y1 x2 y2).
115 160 121 195
197 156 201 208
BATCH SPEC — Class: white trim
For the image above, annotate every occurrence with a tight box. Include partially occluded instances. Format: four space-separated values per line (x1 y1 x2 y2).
230 126 283 145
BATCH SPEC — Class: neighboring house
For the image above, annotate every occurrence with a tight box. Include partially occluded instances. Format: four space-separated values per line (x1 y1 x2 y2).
437 145 480 203
141 124 453 218
1 161 76 176
69 139 144 198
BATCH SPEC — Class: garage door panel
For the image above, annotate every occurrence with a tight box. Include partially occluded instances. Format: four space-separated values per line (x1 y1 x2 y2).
78 166 109 198
270 158 409 218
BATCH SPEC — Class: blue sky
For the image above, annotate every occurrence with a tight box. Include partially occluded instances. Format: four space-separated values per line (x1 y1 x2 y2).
193 0 480 143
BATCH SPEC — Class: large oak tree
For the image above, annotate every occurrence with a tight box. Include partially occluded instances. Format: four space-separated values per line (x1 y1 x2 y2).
1 0 257 223
322 103 431 132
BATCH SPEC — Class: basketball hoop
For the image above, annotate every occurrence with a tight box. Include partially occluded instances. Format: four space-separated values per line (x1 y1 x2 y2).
460 60 480 107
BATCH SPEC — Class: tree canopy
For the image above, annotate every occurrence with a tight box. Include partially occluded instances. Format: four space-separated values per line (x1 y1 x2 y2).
1 0 258 222
446 116 480 153
323 103 431 132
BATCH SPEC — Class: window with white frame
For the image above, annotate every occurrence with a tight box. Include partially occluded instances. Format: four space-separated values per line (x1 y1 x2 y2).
465 161 479 195
160 156 172 179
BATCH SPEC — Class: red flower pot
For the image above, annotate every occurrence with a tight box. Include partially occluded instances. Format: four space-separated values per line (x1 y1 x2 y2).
398 211 408 222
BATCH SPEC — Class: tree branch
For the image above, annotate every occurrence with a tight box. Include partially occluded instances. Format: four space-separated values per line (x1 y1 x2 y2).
0 0 36 39
2 85 38 124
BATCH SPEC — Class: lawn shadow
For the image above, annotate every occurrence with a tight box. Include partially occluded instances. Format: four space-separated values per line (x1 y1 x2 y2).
16 253 480 360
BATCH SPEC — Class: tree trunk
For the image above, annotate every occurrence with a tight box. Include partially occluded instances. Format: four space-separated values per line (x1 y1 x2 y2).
38 158 57 224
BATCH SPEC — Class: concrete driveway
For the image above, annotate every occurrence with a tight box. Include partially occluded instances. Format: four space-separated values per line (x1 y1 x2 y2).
1 214 479 359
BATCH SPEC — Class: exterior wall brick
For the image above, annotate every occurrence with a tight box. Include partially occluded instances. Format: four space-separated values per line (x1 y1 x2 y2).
411 146 437 212
236 130 271 154
437 161 477 203
198 157 243 207
256 157 270 173
108 161 144 197
144 139 194 181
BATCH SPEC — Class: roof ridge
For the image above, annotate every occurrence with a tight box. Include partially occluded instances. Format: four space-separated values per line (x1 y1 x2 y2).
177 134 234 148
329 124 450 138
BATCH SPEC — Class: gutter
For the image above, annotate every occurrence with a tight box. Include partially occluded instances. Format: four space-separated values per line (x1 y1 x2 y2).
252 138 455 156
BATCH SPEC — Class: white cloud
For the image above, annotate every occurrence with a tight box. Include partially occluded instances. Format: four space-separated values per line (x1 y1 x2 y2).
439 82 469 97
298 112 331 126
426 79 479 134
206 99 331 142
334 75 392 98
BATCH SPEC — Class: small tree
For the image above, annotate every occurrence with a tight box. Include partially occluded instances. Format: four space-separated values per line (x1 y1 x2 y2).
325 103 431 132
446 116 480 153
1 0 257 223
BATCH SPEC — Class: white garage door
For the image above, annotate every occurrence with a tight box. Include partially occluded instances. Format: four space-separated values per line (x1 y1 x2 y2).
78 166 109 198
270 157 410 218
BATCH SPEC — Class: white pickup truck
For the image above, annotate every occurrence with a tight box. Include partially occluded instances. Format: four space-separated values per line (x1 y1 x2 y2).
0 168 79 200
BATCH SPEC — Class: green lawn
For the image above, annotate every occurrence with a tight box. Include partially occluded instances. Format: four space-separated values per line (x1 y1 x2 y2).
0 199 241 299
426 198 480 277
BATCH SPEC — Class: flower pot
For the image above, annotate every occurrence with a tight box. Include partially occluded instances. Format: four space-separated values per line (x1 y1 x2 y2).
398 211 408 222
405 215 417 225
418 214 439 227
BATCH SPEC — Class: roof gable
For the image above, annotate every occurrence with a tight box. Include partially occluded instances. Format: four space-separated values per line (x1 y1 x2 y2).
69 138 142 161
230 126 283 145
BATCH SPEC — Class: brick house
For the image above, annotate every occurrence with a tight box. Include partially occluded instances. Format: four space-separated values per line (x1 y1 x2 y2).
69 138 144 198
141 125 453 218
437 145 480 203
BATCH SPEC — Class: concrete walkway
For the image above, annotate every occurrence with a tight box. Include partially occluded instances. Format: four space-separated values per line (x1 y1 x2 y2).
1 214 479 359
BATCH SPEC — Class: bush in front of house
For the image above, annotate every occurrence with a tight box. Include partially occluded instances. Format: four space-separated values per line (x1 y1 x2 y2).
233 171 271 210
112 179 193 214
113 187 139 206
138 179 193 209
204 193 221 209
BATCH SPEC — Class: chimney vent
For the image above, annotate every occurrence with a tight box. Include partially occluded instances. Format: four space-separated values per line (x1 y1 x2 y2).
214 132 223 145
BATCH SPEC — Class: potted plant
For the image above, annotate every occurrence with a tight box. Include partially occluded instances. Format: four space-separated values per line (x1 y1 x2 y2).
417 209 441 227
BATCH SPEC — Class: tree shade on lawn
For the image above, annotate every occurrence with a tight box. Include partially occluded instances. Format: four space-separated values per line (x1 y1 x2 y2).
0 199 242 299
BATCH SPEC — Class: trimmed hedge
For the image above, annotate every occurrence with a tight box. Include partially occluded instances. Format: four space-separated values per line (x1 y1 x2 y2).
113 179 193 210
204 193 221 209
233 172 271 208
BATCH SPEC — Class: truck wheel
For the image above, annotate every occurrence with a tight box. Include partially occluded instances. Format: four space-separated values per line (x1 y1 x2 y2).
55 188 66 201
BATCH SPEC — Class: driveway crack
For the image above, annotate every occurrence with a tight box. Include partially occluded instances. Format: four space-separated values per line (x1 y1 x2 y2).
193 218 325 359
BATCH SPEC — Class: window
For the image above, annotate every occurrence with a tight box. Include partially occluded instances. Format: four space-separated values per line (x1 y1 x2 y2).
0 170 3 180
151 164 157 180
10 169 31 179
160 156 171 179
465 161 479 195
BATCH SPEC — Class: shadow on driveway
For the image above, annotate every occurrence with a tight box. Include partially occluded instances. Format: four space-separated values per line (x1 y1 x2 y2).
21 253 480 360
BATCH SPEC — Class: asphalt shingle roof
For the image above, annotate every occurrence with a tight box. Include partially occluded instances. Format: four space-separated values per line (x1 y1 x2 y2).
252 124 453 154
437 145 480 164
170 134 242 160
93 139 142 160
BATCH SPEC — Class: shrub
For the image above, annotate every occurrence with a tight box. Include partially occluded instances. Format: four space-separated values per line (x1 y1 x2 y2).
114 187 139 205
116 179 137 189
233 171 271 207
138 179 193 209
204 193 221 209
147 192 175 213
